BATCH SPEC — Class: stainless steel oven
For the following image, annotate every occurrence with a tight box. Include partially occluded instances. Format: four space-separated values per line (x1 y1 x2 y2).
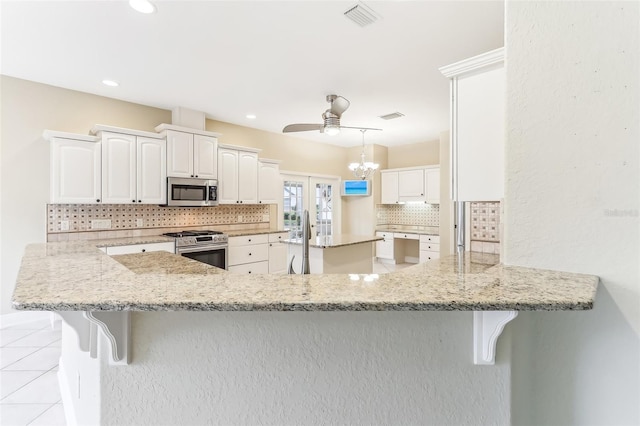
163 231 228 270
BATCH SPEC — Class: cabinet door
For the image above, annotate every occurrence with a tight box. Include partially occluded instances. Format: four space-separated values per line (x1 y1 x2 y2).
381 172 399 204
102 132 137 204
268 241 288 274
166 130 194 178
238 151 258 204
258 161 281 204
50 138 101 204
193 134 217 179
398 169 425 202
425 167 440 204
105 241 175 255
137 137 167 204
375 232 394 260
218 148 239 204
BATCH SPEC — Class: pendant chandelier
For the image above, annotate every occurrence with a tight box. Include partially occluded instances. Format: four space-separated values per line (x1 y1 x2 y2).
348 130 379 180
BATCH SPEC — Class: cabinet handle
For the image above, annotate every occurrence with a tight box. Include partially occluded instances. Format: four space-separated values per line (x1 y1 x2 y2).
259 201 262 203
141 249 146 253
249 253 252 256
195 175 198 178
96 199 101 202
191 175 194 177
270 243 272 247
248 239 251 242
248 271 252 274
132 199 136 203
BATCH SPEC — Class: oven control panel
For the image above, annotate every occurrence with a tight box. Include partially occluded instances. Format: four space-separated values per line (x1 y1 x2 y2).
176 234 228 247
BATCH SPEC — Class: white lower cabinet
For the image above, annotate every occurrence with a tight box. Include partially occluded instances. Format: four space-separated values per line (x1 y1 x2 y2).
228 232 289 274
268 232 289 274
228 234 269 273
375 232 394 261
101 241 175 255
419 235 440 262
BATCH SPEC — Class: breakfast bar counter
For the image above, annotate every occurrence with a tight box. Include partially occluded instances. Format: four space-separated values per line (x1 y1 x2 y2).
10 239 599 425
13 240 597 312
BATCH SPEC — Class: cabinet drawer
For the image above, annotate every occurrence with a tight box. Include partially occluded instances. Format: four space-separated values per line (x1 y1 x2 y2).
105 241 175 255
420 242 440 252
268 232 289 243
420 251 440 262
228 260 269 274
228 243 269 266
229 234 269 247
394 232 419 240
376 231 394 239
419 234 440 244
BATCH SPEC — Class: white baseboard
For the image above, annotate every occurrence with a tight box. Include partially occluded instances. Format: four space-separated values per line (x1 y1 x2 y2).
0 311 56 328
58 359 78 426
376 257 396 265
404 256 420 264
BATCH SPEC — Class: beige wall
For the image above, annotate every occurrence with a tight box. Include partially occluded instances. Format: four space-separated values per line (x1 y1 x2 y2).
387 140 439 169
0 76 172 315
207 120 348 178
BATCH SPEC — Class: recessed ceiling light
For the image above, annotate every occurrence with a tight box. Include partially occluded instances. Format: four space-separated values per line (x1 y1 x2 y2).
246 114 257 120
102 79 119 87
129 0 156 14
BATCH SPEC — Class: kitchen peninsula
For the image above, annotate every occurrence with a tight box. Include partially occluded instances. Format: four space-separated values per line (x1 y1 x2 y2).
12 238 598 425
284 234 383 274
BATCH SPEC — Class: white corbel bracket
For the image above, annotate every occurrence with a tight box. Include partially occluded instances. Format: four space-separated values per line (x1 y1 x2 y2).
55 311 130 366
473 311 518 365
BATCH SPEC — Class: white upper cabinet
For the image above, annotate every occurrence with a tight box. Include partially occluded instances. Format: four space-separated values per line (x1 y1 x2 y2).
93 126 167 204
193 134 217 179
440 48 505 202
398 169 425 202
101 132 137 204
424 167 441 204
137 137 167 204
218 144 261 204
166 130 193 178
47 131 101 204
257 159 281 204
381 171 399 204
380 166 440 204
155 124 221 179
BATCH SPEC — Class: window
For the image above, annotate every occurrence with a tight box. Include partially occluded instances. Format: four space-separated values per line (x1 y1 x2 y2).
283 180 304 238
314 182 332 237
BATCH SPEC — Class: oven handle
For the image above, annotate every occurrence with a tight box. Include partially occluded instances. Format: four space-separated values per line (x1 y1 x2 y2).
177 244 228 254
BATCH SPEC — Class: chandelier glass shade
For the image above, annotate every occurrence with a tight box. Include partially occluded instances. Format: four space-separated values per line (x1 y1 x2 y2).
348 130 379 180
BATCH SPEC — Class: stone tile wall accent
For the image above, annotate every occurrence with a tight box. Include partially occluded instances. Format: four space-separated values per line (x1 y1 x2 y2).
470 201 501 254
47 204 270 234
376 203 439 227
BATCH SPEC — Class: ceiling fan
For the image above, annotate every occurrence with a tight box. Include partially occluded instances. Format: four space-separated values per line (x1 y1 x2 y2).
282 94 382 136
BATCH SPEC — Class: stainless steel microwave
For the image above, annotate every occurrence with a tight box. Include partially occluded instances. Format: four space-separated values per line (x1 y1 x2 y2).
166 177 218 207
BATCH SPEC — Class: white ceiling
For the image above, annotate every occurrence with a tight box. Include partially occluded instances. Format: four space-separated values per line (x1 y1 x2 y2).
0 1 504 147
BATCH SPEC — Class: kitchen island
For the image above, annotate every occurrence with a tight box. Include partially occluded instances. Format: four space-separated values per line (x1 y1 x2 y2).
284 234 383 274
12 239 599 425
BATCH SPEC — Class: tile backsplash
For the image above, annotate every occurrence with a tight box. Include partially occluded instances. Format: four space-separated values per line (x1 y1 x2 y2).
376 203 439 227
470 201 500 254
47 203 270 234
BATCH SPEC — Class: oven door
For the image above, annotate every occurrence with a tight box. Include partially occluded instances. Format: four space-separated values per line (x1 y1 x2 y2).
177 244 228 270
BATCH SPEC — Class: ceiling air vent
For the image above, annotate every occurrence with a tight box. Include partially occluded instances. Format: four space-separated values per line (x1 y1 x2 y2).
344 2 380 27
379 112 405 120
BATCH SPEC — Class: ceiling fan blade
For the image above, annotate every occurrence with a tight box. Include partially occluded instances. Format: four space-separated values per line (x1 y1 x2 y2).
339 126 383 131
329 95 350 117
282 123 324 133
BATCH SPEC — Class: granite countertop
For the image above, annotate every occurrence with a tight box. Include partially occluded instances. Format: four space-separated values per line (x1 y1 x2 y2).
95 235 175 247
226 228 287 237
12 240 598 312
376 225 439 236
283 234 383 249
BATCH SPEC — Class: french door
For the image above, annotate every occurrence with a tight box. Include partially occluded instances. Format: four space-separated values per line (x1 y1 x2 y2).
282 174 340 238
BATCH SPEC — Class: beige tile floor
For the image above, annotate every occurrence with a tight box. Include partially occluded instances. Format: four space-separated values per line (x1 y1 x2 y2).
372 259 415 274
0 318 66 426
